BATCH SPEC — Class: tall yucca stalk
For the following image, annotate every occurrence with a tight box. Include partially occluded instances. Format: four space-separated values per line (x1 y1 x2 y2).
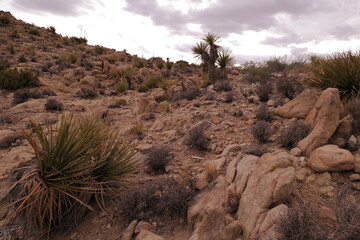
9 114 137 234
308 50 360 102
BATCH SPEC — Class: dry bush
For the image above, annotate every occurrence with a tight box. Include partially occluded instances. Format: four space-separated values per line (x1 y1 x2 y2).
45 99 63 111
205 163 218 182
119 176 194 221
76 87 97 99
256 103 272 122
18 54 27 63
146 144 172 174
256 81 273 102
251 121 273 143
0 133 22 149
42 88 56 96
13 88 43 104
345 97 360 132
214 80 232 92
278 121 310 150
276 74 304 100
172 88 199 102
233 109 243 117
223 91 234 103
186 125 208 150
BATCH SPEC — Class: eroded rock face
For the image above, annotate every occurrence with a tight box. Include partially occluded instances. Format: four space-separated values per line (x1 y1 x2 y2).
273 91 317 118
308 145 355 172
236 151 295 239
297 88 341 156
233 155 259 196
256 204 288 239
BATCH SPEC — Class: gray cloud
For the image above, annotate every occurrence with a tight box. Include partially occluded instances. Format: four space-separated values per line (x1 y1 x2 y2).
11 0 100 16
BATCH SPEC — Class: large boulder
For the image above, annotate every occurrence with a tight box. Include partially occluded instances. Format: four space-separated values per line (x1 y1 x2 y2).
297 88 341 156
136 97 157 115
256 204 288 239
233 155 259 196
308 145 355 172
236 151 295 239
273 91 317 118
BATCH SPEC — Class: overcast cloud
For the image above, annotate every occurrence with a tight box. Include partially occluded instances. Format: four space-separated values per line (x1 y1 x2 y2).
3 0 360 63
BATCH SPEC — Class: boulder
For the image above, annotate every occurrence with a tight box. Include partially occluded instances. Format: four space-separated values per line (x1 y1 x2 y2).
121 220 138 240
221 144 242 156
308 145 355 172
136 97 157 115
272 91 317 118
135 230 165 240
297 88 341 156
331 115 352 142
225 154 242 184
236 151 295 239
256 204 288 238
234 155 259 196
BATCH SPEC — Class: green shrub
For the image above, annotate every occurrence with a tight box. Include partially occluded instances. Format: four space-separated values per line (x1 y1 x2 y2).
138 85 149 92
176 60 189 68
70 36 87 44
155 58 164 70
67 54 77 64
166 58 173 70
0 15 11 26
243 63 271 83
29 28 40 36
94 45 105 54
144 74 162 89
9 114 138 233
47 26 56 34
308 50 360 102
133 57 146 69
0 68 39 90
116 82 128 93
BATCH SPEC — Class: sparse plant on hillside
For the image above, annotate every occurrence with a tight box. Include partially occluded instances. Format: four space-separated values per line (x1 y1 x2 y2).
251 121 273 143
76 87 97 99
0 15 11 26
116 82 128 93
94 45 105 54
8 114 138 234
13 88 43 104
276 73 304 100
307 50 360 102
256 103 273 122
155 58 164 70
134 57 146 69
0 67 39 90
243 63 271 83
146 144 172 173
45 99 63 111
29 28 40 36
256 80 273 102
143 74 162 89
166 57 173 70
186 125 208 150
47 26 56 34
345 97 360 131
278 121 310 150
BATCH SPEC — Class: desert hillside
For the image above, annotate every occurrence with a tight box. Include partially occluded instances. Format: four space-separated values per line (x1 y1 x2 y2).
1 11 360 240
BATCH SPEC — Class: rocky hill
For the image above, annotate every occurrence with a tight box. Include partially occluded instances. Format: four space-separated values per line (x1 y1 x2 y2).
1 11 360 240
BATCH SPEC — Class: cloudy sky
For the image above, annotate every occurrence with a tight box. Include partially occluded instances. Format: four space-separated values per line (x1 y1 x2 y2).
2 0 360 64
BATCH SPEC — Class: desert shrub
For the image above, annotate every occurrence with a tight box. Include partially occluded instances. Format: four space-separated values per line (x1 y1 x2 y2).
76 87 97 99
94 45 105 54
159 101 171 112
116 82 128 93
116 98 127 106
143 74 162 89
278 122 310 150
251 121 273 143
42 88 56 96
132 123 143 137
223 91 234 103
186 125 208 150
69 36 87 44
214 80 232 92
166 59 173 70
159 78 176 90
67 54 77 64
0 133 22 149
243 64 271 83
276 74 304 100
9 29 20 39
47 26 56 34
45 99 63 111
307 50 360 102
138 85 149 92
116 67 133 80
256 81 273 102
41 62 53 72
266 56 287 73
245 144 271 157
29 28 40 36
0 68 39 90
119 176 194 221
233 109 243 117
18 54 27 63
133 57 146 69
155 58 164 70
255 103 272 122
13 88 43 104
345 97 360 131
274 95 285 107
8 114 138 234
0 15 11 26
146 144 172 173
80 58 93 70
176 60 189 68
172 88 199 102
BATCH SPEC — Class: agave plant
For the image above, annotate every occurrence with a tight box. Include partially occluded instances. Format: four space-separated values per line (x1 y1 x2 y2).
8 114 137 234
307 50 360 102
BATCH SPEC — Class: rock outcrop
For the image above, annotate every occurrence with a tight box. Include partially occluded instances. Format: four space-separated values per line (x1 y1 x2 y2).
273 91 317 118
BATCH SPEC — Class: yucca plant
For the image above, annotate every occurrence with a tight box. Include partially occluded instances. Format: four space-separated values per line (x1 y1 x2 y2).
8 114 137 234
307 50 360 102
217 49 235 78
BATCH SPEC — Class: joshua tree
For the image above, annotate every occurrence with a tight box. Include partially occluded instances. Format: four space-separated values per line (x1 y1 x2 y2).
192 32 221 83
217 49 235 79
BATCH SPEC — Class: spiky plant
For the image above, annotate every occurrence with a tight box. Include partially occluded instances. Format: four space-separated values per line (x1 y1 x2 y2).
307 50 360 102
217 49 235 78
192 41 209 73
8 114 137 234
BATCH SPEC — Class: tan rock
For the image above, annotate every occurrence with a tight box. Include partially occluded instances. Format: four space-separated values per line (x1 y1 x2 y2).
297 88 341 156
257 204 288 236
331 114 352 142
0 146 33 179
135 221 155 234
355 155 360 173
308 145 355 172
121 220 138 240
237 151 295 239
135 230 164 240
136 97 157 115
222 144 242 156
225 155 241 184
272 91 317 118
234 155 259 196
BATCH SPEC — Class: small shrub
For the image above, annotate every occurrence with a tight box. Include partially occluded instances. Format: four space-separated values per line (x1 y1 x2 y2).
243 64 271 83
118 176 194 221
13 88 43 104
0 68 39 90
116 82 128 93
146 144 172 173
45 99 63 111
160 101 171 113
47 26 56 34
266 56 287 73
67 54 77 64
205 163 218 182
172 88 199 102
155 58 164 70
307 50 360 102
18 54 27 63
214 80 232 92
159 78 176 90
29 28 40 36
76 87 97 99
166 59 173 70
256 81 273 102
276 74 304 100
69 36 87 44
116 98 127 106
278 122 310 150
251 121 273 143
132 123 143 136
0 15 11 26
144 74 162 89
186 125 208 150
94 45 105 54
345 97 360 131
233 109 243 117
255 103 272 122
0 133 22 149
176 60 189 68
223 91 234 103
133 57 146 69
138 85 149 93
